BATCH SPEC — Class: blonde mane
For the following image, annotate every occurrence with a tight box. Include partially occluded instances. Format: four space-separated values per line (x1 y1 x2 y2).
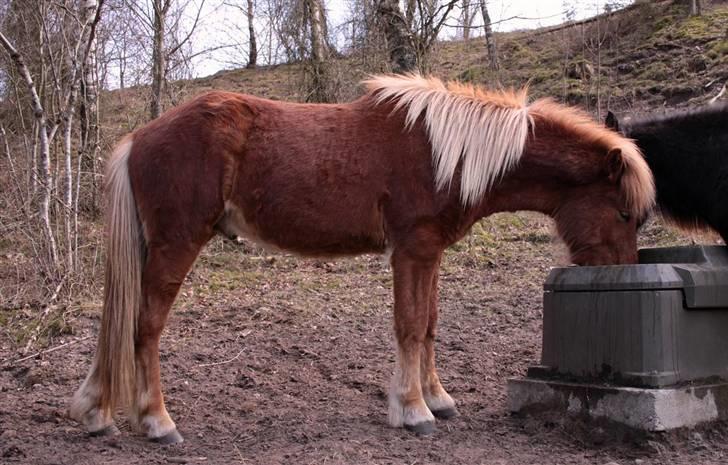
363 74 655 216
529 99 655 217
364 74 531 206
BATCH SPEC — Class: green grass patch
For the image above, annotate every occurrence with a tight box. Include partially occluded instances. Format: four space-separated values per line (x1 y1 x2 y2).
204 269 265 293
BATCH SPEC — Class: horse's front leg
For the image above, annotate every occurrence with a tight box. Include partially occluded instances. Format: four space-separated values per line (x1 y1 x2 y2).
420 267 458 419
388 249 440 434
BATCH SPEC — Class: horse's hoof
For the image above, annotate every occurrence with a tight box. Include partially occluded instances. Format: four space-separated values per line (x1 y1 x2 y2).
150 429 184 445
88 424 120 437
431 406 459 420
404 421 436 435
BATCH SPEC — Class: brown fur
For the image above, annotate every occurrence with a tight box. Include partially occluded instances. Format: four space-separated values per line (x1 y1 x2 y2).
72 77 655 439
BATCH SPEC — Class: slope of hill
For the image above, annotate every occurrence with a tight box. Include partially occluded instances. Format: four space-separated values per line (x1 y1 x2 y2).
445 0 727 111
101 0 727 139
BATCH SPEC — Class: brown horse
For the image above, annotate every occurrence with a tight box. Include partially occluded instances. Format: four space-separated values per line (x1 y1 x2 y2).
70 74 654 443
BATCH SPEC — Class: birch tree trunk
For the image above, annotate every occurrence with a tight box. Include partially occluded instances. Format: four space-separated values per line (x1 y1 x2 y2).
690 0 702 16
480 0 498 70
0 31 59 268
119 39 127 89
63 100 75 270
304 0 330 102
80 0 100 214
307 0 328 63
461 0 473 41
150 0 170 120
377 0 417 73
246 0 257 68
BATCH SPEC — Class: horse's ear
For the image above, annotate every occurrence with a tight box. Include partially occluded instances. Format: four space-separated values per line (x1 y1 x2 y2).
605 148 625 183
605 111 620 131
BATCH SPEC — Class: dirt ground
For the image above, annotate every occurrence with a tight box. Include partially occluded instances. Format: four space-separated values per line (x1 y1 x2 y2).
2 214 728 465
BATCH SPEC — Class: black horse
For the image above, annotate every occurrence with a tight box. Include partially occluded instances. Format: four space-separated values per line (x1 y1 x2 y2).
606 102 728 242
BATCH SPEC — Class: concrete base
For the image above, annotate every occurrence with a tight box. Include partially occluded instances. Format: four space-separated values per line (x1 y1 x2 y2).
507 377 728 431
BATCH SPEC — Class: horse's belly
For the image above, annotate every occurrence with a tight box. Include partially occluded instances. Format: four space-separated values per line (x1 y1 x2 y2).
217 196 389 257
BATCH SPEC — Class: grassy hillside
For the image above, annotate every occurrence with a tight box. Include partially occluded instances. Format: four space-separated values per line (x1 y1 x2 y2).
101 0 727 140
448 1 727 110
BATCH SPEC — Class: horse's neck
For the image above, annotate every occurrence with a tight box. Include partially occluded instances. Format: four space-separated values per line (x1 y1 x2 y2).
475 179 560 220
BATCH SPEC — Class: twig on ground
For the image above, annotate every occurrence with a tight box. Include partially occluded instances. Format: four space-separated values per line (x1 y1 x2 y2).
3 335 91 366
195 347 246 368
709 81 726 104
22 277 66 354
195 330 252 368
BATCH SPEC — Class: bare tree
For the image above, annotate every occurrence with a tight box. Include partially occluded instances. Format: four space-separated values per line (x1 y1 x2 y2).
246 0 258 68
342 0 389 73
386 0 459 72
404 0 417 28
690 0 702 16
264 0 335 101
303 0 332 101
460 0 474 41
479 0 498 70
96 1 149 90
377 0 417 73
0 31 59 268
150 0 171 119
79 0 102 215
124 0 206 120
305 0 328 62
0 0 103 282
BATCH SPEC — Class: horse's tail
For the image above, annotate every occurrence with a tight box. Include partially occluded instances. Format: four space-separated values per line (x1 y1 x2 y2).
97 135 145 414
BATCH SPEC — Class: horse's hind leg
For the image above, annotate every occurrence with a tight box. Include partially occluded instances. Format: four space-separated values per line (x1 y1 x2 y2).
70 365 117 436
388 248 440 434
132 242 205 443
420 268 457 419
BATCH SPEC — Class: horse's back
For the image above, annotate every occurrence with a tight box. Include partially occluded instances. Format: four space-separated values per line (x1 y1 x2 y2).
628 103 728 239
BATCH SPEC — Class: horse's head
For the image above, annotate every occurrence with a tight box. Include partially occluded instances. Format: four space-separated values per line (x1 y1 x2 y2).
526 102 655 266
552 147 650 265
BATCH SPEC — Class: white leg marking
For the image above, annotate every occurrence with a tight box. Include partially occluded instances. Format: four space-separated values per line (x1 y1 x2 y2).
70 364 114 433
140 412 177 439
387 350 435 427
132 378 176 438
424 389 456 412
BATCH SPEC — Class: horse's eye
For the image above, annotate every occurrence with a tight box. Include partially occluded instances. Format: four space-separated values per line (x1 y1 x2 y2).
618 210 631 222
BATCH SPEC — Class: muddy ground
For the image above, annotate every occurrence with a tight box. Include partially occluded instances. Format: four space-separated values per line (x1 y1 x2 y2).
2 214 728 465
